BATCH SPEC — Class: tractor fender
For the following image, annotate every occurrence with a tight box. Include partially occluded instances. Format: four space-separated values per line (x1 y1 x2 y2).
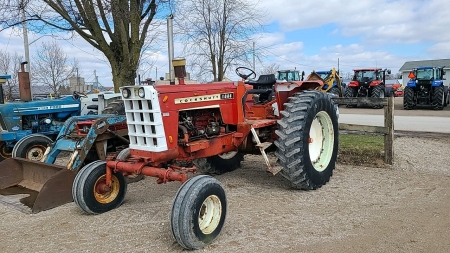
407 80 416 87
369 80 383 87
347 81 359 88
432 80 444 87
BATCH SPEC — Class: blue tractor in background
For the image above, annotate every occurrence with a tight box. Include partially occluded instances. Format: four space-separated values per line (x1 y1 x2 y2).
404 66 449 110
0 62 85 161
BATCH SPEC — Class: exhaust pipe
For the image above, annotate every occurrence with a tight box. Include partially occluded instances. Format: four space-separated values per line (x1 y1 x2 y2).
18 61 32 102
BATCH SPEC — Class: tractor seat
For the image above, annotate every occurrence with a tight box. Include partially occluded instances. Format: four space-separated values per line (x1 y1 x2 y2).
245 74 276 89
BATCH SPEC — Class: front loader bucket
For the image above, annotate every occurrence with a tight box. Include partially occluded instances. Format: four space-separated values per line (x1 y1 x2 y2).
0 158 76 213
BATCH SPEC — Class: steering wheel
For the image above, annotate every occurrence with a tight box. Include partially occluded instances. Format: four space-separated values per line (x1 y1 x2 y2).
235 67 256 80
73 91 88 100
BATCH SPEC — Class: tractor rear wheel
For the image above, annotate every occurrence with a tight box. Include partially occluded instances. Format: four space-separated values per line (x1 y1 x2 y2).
12 134 53 161
274 90 338 190
193 151 244 175
72 160 127 214
370 85 385 109
344 87 357 107
431 85 444 110
403 86 415 110
171 175 226 250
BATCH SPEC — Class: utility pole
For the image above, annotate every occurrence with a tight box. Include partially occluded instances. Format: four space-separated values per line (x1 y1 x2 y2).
252 41 256 71
21 8 30 73
94 70 98 90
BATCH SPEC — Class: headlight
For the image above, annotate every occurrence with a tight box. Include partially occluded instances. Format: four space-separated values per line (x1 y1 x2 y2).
122 88 131 98
138 87 145 98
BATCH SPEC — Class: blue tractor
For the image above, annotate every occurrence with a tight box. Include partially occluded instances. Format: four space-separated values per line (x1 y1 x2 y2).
0 62 84 161
404 66 449 110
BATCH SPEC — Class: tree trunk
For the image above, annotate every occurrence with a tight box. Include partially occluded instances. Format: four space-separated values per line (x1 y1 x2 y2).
110 58 139 93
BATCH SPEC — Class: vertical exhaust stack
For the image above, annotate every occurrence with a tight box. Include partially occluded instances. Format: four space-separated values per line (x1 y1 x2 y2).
167 14 175 85
18 61 31 102
173 58 186 85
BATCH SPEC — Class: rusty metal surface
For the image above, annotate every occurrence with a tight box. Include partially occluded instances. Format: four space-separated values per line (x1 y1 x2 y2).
0 158 75 213
18 71 31 102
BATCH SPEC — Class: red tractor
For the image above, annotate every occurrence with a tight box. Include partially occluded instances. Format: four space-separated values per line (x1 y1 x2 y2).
72 66 339 249
344 68 391 108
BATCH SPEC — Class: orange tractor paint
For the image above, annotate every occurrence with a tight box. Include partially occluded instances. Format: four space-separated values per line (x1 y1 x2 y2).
72 66 339 250
344 68 391 108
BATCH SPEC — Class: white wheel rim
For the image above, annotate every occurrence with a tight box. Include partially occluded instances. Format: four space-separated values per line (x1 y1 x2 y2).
27 147 45 161
309 111 334 172
198 195 222 235
218 151 237 160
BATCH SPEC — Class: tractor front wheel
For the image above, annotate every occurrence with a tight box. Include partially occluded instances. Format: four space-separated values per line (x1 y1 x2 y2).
193 151 244 174
171 175 226 250
344 87 357 107
328 87 341 97
12 134 53 161
72 160 127 214
370 85 385 109
274 90 338 190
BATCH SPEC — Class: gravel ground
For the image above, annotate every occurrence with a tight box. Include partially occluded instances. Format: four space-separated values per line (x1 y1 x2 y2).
0 135 449 253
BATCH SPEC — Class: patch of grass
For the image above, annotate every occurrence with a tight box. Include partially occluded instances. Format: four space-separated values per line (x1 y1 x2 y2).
338 133 385 167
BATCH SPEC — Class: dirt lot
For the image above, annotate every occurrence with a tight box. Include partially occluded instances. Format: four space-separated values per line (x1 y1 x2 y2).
1 96 449 252
0 134 449 253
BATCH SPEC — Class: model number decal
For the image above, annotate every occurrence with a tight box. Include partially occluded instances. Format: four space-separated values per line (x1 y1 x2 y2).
174 93 234 104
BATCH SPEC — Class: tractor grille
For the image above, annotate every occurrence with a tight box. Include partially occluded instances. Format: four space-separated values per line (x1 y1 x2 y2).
121 86 168 152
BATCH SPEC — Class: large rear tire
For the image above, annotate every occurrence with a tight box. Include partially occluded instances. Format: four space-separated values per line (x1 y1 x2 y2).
171 175 226 250
193 151 244 175
72 160 127 214
403 86 415 110
370 85 385 109
431 85 444 110
12 134 53 161
274 90 338 190
344 87 357 107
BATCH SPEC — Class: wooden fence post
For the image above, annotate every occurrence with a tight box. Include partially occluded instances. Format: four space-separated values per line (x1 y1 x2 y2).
384 97 394 165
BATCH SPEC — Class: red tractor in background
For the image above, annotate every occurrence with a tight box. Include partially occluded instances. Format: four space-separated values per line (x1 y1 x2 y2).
344 68 391 108
71 64 339 250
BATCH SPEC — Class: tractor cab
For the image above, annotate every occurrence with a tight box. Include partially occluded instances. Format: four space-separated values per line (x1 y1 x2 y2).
409 66 445 82
276 69 304 82
353 69 382 87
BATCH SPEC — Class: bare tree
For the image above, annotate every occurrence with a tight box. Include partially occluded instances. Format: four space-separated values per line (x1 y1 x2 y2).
0 0 170 92
175 0 265 82
32 41 77 96
260 63 279 75
0 50 22 101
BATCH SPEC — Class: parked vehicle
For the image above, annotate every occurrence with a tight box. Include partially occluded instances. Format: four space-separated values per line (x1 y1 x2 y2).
344 68 391 108
308 67 343 96
72 63 339 250
404 66 448 110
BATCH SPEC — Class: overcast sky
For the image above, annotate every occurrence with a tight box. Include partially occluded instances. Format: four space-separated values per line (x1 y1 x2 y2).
1 0 450 87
